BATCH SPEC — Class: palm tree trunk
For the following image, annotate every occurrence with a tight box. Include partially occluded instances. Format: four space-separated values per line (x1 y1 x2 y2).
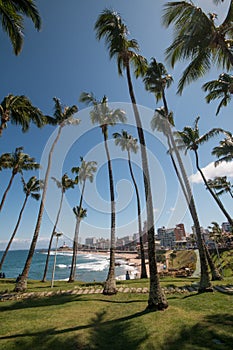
68 180 86 283
167 137 222 281
0 173 15 211
194 150 233 226
126 64 167 310
168 130 212 292
14 126 63 292
103 131 117 295
42 190 64 282
127 150 147 279
0 195 28 270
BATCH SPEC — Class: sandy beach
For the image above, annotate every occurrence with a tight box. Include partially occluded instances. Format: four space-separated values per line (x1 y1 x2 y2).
76 250 164 278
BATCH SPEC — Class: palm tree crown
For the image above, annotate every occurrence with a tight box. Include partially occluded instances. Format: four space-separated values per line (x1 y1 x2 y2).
163 0 233 93
113 130 138 154
0 94 45 136
79 92 126 135
95 9 147 77
0 0 41 55
72 157 97 185
212 132 233 165
202 73 233 115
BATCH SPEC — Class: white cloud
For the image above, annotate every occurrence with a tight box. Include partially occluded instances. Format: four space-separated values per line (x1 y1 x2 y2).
189 161 233 184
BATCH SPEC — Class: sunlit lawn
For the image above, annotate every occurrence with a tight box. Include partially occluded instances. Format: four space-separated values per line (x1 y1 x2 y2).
0 278 232 350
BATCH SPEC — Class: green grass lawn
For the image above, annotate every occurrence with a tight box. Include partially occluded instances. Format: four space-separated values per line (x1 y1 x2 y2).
0 278 233 350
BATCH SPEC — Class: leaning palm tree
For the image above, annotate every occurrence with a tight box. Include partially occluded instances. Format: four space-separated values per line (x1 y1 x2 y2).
146 58 218 286
0 147 40 211
80 92 126 294
0 176 41 270
202 73 233 115
212 132 233 166
15 98 80 292
69 157 97 282
0 0 41 55
0 94 45 136
163 0 233 94
176 117 233 227
42 173 76 282
95 10 168 310
113 130 147 279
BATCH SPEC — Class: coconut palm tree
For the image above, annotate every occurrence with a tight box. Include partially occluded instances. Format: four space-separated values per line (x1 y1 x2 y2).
0 147 40 211
176 117 233 226
0 176 41 270
95 10 168 310
15 98 80 292
146 58 218 286
69 157 97 282
202 73 233 115
212 132 233 166
0 0 41 55
42 174 76 282
80 92 126 294
113 130 147 279
207 176 233 199
0 94 45 136
70 205 87 279
163 0 233 94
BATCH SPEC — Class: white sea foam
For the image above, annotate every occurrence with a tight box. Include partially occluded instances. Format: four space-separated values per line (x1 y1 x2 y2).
56 264 67 269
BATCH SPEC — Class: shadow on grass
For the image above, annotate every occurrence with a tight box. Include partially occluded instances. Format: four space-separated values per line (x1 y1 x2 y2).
0 294 80 312
0 309 150 350
160 313 233 350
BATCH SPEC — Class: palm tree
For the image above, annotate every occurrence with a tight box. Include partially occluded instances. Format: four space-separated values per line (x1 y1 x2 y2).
0 147 40 211
0 94 45 136
113 130 147 279
212 132 233 166
163 0 233 94
0 176 41 270
176 117 233 226
69 157 97 282
202 73 233 115
71 205 87 279
80 92 126 294
0 0 41 55
42 174 76 282
207 176 233 199
95 10 168 310
146 58 217 286
15 98 80 292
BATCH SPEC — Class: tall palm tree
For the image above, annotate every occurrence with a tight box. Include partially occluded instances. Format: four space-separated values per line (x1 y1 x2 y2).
113 130 147 279
176 117 233 226
0 147 40 211
95 10 168 310
15 98 80 292
202 73 233 115
145 58 218 286
69 157 97 282
42 174 76 282
0 94 45 136
212 132 233 166
0 176 41 270
163 1 233 94
80 92 126 294
0 0 41 55
207 176 233 199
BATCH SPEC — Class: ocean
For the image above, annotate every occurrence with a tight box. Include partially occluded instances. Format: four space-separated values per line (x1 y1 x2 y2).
0 250 138 282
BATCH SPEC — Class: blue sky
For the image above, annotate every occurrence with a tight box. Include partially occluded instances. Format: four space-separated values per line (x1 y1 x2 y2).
0 0 232 250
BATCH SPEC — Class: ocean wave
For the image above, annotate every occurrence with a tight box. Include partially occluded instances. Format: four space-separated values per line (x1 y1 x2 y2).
56 264 67 269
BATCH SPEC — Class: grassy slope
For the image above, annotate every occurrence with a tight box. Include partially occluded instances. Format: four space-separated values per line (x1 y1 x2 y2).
0 250 232 349
0 289 232 350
